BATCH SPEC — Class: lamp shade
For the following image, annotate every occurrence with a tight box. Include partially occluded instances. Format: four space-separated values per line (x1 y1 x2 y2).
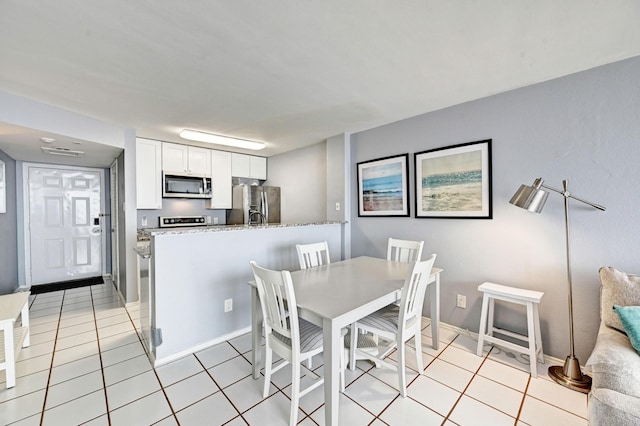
509 183 549 213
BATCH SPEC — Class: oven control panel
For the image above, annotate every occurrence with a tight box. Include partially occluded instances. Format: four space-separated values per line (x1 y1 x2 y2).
159 215 207 228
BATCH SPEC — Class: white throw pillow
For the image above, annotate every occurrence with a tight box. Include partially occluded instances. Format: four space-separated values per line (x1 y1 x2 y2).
600 267 640 333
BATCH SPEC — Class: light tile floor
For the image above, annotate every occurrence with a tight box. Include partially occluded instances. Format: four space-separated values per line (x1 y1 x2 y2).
0 281 589 425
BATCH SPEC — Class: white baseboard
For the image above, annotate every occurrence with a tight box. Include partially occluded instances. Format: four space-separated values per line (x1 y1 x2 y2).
438 321 565 369
153 326 252 368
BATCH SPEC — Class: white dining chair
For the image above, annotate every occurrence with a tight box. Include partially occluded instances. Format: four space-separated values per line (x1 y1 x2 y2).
296 241 330 269
295 241 347 376
349 254 437 397
347 238 426 369
387 237 424 263
250 261 345 425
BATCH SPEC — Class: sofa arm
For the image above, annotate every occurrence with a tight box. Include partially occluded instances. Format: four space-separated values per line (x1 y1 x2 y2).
589 388 640 426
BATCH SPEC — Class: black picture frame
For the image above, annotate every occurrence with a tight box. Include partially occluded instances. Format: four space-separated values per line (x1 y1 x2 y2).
357 154 410 217
414 139 492 219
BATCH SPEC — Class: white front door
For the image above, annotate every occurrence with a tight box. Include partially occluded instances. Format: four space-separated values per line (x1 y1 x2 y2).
28 166 103 285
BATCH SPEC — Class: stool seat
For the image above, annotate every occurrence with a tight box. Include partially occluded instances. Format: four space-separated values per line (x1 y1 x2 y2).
477 282 543 303
476 282 544 377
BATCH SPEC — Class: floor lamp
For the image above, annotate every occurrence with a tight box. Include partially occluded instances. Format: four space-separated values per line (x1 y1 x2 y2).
509 178 606 393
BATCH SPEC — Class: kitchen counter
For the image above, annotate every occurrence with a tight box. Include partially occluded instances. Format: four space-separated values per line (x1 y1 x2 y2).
133 241 151 258
138 221 345 366
140 221 345 237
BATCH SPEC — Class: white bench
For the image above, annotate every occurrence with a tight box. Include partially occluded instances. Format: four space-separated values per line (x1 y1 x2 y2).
0 292 31 388
476 282 544 377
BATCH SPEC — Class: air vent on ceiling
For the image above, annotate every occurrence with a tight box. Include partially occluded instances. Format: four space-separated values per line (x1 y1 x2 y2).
41 146 85 157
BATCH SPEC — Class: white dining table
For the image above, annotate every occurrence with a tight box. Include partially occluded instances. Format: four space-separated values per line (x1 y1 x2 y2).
249 256 443 425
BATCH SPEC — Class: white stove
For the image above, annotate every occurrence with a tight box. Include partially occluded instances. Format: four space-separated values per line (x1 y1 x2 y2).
159 215 207 228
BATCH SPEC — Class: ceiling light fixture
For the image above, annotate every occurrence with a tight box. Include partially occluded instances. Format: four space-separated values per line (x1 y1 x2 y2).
40 137 55 144
41 146 85 157
179 130 265 150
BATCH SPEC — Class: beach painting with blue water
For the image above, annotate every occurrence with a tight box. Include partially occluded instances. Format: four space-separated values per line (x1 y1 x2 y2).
358 154 409 216
415 140 492 218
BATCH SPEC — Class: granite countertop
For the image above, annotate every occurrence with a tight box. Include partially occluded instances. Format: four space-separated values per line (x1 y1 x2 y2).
139 221 345 237
133 241 151 258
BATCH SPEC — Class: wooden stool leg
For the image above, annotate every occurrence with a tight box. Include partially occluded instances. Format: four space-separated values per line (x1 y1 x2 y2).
477 293 489 356
533 303 544 363
526 302 537 377
487 297 495 337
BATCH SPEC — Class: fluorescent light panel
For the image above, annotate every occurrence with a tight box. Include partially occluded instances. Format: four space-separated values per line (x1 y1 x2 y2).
179 130 265 150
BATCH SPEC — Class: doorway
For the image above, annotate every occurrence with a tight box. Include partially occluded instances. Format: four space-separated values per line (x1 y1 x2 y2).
24 163 106 286
110 159 120 292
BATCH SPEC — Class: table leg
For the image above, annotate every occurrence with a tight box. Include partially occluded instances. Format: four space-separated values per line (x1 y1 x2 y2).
3 322 16 388
251 287 262 379
21 300 30 347
323 318 340 426
430 274 440 350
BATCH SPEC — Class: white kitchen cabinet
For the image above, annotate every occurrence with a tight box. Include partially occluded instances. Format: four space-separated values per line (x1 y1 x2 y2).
207 150 232 209
187 146 211 175
136 138 163 209
231 153 267 180
162 142 211 176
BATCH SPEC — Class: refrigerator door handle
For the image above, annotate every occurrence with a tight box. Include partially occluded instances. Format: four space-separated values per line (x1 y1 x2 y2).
262 191 268 224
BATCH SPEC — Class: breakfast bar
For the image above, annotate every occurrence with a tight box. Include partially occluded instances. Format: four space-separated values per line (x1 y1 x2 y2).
137 222 344 366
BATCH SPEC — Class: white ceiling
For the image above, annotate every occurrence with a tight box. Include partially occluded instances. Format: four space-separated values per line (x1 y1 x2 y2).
1 1 639 167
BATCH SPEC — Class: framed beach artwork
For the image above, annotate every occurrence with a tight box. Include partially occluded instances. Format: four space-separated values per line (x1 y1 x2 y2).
357 154 410 217
414 139 492 219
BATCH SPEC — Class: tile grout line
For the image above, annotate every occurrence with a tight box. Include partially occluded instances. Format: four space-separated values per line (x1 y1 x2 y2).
441 333 489 424
120 292 182 426
38 291 66 426
193 352 247 425
90 284 113 425
515 374 532 422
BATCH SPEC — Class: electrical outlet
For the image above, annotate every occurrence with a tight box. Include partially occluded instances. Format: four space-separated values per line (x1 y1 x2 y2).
335 202 341 211
224 298 233 312
213 217 219 224
456 294 467 309
141 216 147 227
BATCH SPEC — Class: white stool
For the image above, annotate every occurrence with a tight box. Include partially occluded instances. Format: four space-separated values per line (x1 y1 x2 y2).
476 282 544 377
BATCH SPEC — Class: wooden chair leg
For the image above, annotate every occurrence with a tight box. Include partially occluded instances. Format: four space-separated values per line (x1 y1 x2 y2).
349 323 357 371
414 331 424 373
290 362 301 426
397 339 407 397
263 347 273 398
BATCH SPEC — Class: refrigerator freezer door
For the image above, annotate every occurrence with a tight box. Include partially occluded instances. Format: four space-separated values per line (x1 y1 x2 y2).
226 185 248 225
263 186 281 223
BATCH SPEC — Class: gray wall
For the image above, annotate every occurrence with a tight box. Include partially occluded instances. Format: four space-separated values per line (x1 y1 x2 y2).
266 142 327 224
349 56 640 362
0 149 18 294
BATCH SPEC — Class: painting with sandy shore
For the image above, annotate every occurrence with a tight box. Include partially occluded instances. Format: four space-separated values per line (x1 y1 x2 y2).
414 140 492 219
357 154 409 217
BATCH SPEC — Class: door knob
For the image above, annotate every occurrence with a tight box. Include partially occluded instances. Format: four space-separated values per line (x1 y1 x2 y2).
92 227 102 234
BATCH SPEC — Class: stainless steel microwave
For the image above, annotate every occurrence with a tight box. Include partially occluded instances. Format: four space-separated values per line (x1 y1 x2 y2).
162 172 212 198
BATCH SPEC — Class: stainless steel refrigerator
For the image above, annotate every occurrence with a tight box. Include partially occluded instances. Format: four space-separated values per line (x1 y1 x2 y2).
226 184 281 225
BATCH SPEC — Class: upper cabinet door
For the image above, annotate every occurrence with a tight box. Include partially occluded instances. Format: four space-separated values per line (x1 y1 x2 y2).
231 153 251 177
162 143 211 176
136 138 163 209
231 153 267 179
162 142 189 173
250 156 267 180
207 150 232 209
187 146 211 176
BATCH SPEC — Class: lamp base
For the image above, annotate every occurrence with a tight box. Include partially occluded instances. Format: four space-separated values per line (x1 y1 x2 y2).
548 356 591 394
